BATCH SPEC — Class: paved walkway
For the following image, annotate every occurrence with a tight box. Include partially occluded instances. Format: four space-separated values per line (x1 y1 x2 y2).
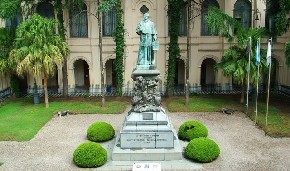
0 108 290 171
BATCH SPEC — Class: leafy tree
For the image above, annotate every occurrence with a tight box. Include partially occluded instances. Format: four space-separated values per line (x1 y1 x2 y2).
0 0 22 19
206 7 267 103
9 14 69 108
266 0 290 36
0 28 15 74
266 0 290 66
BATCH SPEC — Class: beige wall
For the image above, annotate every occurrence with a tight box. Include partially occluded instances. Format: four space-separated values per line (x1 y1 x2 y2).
1 0 290 93
0 74 10 91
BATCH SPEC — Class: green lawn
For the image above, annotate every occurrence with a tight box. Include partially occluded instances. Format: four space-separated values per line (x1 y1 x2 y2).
167 95 241 112
166 95 290 137
0 98 128 141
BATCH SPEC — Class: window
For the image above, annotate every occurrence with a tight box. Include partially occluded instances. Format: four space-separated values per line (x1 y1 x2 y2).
233 0 252 28
6 12 23 29
69 4 88 38
201 0 219 36
179 3 187 36
168 3 187 36
103 9 116 36
36 2 54 18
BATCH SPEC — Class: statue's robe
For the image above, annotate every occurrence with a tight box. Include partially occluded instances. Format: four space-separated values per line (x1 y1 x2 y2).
136 20 157 65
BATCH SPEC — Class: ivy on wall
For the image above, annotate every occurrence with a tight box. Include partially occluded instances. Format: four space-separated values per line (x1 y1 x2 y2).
113 0 125 96
0 28 15 74
167 0 181 96
286 42 290 67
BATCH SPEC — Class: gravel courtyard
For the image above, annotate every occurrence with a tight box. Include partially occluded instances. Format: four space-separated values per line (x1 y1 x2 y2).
0 108 290 171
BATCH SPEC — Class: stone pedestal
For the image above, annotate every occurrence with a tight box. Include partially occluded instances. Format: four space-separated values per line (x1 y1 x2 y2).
112 66 182 161
120 108 174 149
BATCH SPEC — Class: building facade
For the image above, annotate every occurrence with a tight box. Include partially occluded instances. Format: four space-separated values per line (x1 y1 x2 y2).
1 0 290 95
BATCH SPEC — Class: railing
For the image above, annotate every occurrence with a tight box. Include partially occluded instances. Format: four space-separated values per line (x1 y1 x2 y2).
0 87 12 102
1 83 289 101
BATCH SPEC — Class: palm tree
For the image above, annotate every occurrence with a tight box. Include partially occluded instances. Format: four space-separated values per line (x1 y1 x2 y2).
9 14 69 108
206 7 267 103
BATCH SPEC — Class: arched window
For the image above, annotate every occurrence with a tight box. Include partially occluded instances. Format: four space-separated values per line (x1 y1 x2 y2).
36 2 55 18
265 3 276 38
6 12 23 29
201 0 220 36
102 9 116 36
179 3 187 36
233 0 252 28
69 3 88 38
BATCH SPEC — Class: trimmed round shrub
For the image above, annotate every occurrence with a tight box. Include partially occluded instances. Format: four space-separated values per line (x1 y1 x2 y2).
178 120 208 141
73 142 107 168
185 137 220 163
87 122 115 142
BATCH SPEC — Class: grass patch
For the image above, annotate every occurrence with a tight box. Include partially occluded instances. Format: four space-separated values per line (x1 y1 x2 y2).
166 96 241 112
248 104 290 137
0 98 128 141
166 95 290 137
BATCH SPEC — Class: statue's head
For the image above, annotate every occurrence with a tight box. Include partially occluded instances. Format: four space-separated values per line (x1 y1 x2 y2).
144 12 149 20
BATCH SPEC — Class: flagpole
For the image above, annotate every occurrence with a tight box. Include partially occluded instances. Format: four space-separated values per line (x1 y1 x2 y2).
255 64 259 124
246 37 251 115
266 38 272 126
266 60 271 126
255 38 260 124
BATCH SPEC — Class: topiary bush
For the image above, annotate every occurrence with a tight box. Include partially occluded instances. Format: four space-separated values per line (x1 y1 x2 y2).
73 142 107 168
87 122 115 142
185 137 220 163
178 120 208 141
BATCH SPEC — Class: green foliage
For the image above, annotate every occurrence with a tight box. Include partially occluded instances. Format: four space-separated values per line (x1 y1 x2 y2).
113 0 125 96
206 7 268 103
178 120 208 141
0 28 15 74
55 0 65 40
166 0 181 95
87 122 115 142
73 142 107 168
285 42 290 67
206 7 240 42
63 0 84 10
97 0 118 13
0 0 22 19
97 0 125 96
185 137 220 163
266 0 290 36
9 14 69 77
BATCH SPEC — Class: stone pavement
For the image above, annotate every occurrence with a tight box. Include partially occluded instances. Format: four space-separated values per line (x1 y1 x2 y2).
0 108 290 171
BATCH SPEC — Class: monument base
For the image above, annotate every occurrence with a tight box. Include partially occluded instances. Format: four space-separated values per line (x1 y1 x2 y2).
120 108 174 149
112 130 182 161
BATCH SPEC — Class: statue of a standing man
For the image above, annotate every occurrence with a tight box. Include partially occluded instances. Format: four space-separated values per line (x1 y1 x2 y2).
136 12 159 66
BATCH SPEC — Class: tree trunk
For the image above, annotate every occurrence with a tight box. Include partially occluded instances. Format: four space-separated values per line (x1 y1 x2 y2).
55 0 68 97
44 76 49 108
240 84 245 104
62 58 68 97
185 1 191 106
97 0 105 107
